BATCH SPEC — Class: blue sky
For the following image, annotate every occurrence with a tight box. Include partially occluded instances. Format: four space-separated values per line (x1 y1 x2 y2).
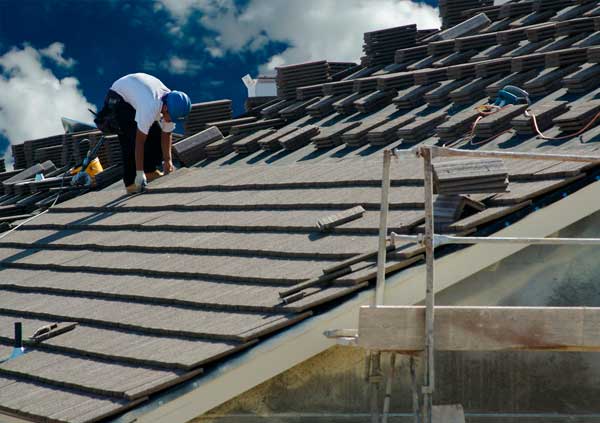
0 0 440 162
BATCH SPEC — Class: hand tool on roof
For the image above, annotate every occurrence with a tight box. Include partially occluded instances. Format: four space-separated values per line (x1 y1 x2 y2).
70 136 106 188
493 85 531 107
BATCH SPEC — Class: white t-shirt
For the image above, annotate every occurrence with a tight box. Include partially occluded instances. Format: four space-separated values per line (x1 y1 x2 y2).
111 73 176 135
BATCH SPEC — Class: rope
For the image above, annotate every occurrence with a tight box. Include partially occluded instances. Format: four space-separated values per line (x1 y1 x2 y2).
470 128 513 146
525 109 600 141
443 104 509 148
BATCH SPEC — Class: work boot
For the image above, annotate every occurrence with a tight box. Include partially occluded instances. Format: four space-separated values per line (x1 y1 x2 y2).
126 184 140 195
145 170 164 183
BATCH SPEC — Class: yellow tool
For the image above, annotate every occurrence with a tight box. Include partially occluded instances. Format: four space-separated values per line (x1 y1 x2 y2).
70 136 106 187
70 157 103 187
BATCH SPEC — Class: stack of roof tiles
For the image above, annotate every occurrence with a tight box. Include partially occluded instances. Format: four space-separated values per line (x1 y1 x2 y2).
232 128 276 154
245 96 278 112
279 125 320 151
439 0 494 29
554 100 600 133
172 126 224 166
433 159 509 194
204 116 257 136
11 131 102 170
276 61 330 100
205 134 242 159
183 100 232 137
361 25 417 67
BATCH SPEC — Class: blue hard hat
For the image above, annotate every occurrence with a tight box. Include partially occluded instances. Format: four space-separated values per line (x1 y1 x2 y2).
165 90 191 121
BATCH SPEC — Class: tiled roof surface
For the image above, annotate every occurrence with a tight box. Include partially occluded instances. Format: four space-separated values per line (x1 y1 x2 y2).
2 0 600 421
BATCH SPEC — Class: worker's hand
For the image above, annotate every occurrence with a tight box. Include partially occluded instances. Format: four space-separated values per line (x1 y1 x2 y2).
163 159 174 174
134 170 147 192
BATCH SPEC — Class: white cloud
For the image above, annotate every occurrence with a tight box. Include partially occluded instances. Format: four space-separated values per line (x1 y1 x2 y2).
39 42 76 68
143 55 204 75
0 44 96 151
157 0 441 73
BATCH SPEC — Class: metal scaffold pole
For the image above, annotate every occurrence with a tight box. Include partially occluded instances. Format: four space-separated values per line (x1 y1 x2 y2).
375 149 392 306
420 147 435 423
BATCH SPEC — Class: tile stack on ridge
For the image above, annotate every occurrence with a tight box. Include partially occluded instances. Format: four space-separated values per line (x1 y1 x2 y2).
311 121 362 149
394 84 441 109
328 61 358 76
533 0 575 13
280 98 321 120
22 134 65 168
562 62 600 93
245 96 278 112
398 112 449 144
474 104 528 138
395 45 430 66
498 1 534 18
588 46 600 62
261 99 297 119
367 113 417 146
205 134 243 159
436 106 481 143
511 101 569 135
258 126 299 151
553 100 600 133
361 25 417 67
205 117 258 136
276 61 330 100
523 64 581 97
307 95 347 118
354 90 396 114
183 100 232 138
333 92 372 115
229 118 285 136
439 0 494 29
279 125 320 151
232 129 276 154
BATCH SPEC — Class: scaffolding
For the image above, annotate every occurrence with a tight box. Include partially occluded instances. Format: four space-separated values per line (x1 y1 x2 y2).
330 145 600 423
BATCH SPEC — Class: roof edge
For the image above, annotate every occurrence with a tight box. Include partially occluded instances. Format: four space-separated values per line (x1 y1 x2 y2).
122 180 600 423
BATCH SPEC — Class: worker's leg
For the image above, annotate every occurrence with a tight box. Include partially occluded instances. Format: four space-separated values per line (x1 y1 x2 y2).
144 122 163 173
112 95 137 186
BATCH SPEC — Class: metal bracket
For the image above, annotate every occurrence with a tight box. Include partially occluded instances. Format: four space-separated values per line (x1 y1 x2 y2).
393 147 421 159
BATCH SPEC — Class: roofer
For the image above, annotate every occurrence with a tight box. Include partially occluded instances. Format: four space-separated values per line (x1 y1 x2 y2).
94 73 191 193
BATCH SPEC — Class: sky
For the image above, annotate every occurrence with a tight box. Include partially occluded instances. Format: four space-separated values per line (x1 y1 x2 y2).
0 0 441 165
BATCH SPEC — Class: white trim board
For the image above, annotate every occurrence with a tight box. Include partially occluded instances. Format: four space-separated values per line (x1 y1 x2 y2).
135 180 600 423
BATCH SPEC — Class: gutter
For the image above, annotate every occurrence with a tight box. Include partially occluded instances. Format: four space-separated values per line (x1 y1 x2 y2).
117 179 600 423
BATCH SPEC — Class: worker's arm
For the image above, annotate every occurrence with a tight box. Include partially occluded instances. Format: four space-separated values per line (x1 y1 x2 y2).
161 130 174 174
135 129 147 171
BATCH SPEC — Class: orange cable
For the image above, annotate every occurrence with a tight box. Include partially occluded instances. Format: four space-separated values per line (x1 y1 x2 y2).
526 110 600 141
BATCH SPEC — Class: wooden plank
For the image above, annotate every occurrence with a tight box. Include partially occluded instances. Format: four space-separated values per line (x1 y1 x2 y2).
358 306 600 352
335 255 424 285
448 201 531 231
316 206 365 231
